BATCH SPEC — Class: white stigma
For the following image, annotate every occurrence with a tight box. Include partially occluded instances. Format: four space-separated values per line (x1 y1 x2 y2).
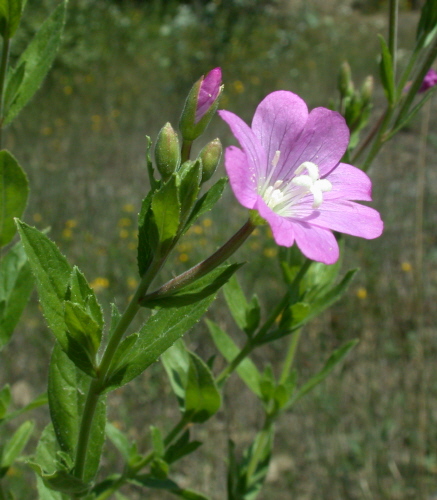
261 159 332 214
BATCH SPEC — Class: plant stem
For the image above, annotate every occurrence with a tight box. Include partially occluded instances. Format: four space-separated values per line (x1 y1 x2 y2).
73 256 165 481
0 34 11 148
181 139 193 163
245 417 273 483
142 219 255 304
279 328 302 385
215 339 254 387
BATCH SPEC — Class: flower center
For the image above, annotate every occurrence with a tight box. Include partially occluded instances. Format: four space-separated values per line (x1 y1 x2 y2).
261 154 332 215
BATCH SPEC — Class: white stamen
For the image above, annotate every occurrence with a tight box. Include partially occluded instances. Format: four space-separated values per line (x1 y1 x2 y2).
271 150 281 168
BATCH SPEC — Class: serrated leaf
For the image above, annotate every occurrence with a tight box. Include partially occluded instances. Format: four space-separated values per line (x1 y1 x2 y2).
289 339 358 406
183 177 227 233
104 295 216 392
184 352 221 423
16 220 72 344
0 150 29 247
48 345 106 482
206 320 261 396
378 35 395 104
69 266 103 330
0 420 34 477
0 0 26 38
161 339 190 411
4 1 67 124
143 263 242 308
151 175 180 251
0 240 33 348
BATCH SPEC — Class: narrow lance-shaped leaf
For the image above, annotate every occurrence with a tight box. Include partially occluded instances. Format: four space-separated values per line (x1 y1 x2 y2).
4 0 67 124
0 150 29 247
378 35 395 105
0 420 34 478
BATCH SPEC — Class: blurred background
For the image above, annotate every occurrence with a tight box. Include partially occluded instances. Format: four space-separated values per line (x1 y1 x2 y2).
1 0 437 498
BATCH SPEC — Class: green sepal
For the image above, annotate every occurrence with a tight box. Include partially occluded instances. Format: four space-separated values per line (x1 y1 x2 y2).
378 35 395 105
288 339 358 407
206 320 261 397
142 263 243 309
0 240 33 349
0 0 26 38
4 0 67 125
0 419 34 478
103 294 216 393
183 177 227 234
48 344 106 483
0 150 29 247
164 430 202 465
128 475 210 500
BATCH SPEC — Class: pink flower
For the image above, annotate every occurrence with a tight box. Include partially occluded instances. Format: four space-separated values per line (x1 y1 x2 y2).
419 68 437 93
219 91 383 264
195 67 222 123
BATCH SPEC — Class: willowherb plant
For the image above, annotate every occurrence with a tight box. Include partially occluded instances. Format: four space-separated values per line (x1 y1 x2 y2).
0 0 436 498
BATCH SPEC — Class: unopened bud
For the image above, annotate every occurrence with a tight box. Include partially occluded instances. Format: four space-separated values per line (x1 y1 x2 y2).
179 68 223 141
199 138 222 183
154 122 181 181
360 75 374 104
338 61 354 97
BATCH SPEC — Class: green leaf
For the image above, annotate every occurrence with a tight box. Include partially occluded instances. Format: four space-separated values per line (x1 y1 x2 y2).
137 192 158 276
0 0 26 38
150 425 165 458
0 240 33 349
63 301 101 377
0 150 29 247
0 420 34 477
106 422 138 463
0 391 47 424
184 352 221 423
416 0 437 47
129 476 210 500
37 476 68 500
69 266 103 330
164 430 202 464
104 295 216 392
183 177 227 233
4 0 67 124
0 384 11 419
378 35 395 105
48 345 106 482
143 263 243 308
289 339 358 406
16 220 72 344
151 175 181 252
206 320 261 397
4 61 25 112
223 275 248 331
177 160 202 227
161 339 190 411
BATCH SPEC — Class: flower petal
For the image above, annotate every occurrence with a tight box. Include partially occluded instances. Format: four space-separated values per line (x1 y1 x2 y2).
196 68 222 123
311 200 384 239
255 196 295 246
292 222 339 264
219 109 267 181
324 163 373 201
251 90 308 177
223 146 258 209
279 108 350 180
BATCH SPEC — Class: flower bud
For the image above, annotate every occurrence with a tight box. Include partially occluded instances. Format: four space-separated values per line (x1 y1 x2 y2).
199 138 222 183
154 122 181 181
360 75 374 105
338 61 354 98
179 67 223 141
